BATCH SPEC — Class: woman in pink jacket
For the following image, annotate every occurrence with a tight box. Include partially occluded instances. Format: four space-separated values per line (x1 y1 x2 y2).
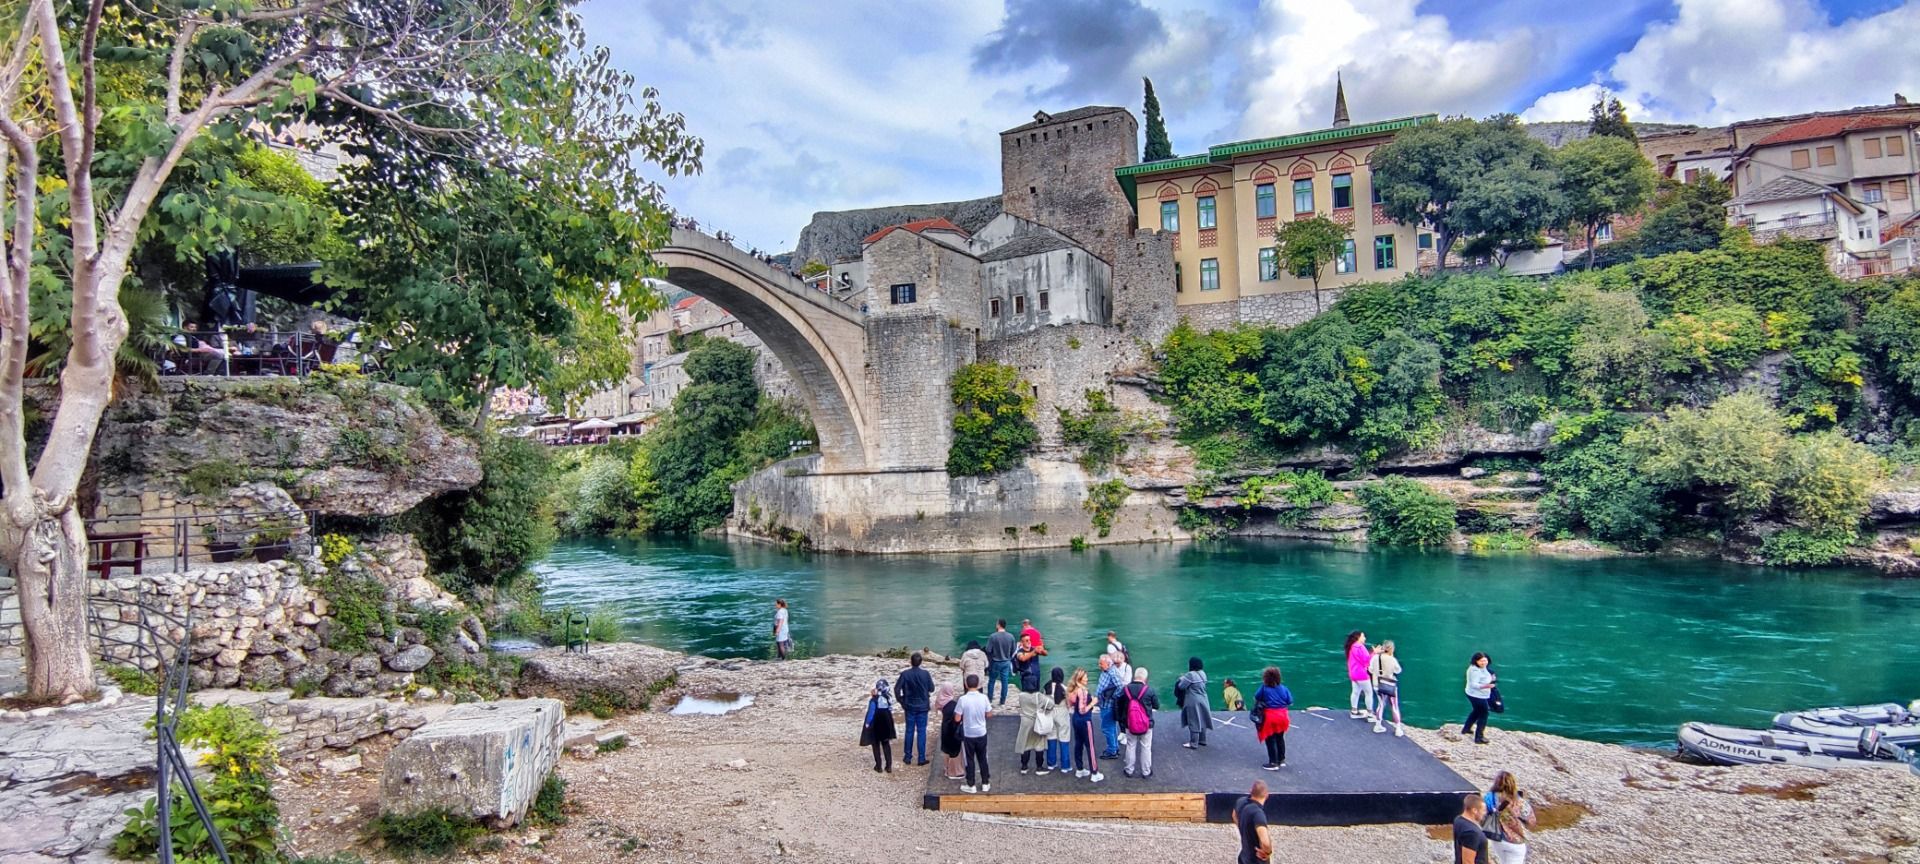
1344 630 1375 721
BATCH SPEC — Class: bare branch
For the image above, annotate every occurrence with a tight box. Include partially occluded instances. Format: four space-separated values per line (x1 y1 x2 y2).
0 114 38 509
77 0 104 183
165 19 200 124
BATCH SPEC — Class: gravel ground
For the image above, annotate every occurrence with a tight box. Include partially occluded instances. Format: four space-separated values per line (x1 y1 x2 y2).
278 653 1920 864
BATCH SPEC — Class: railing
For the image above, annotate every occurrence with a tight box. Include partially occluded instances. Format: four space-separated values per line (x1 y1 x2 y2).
153 328 386 378
84 509 317 578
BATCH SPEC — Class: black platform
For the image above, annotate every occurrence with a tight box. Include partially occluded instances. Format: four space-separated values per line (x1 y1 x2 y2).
922 708 1476 825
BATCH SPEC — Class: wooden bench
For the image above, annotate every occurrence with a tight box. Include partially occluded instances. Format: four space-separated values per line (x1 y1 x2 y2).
87 530 148 578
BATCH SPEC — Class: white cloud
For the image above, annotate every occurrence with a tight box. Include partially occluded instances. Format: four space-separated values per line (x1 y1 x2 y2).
1519 83 1652 123
1238 0 1548 137
1525 0 1920 124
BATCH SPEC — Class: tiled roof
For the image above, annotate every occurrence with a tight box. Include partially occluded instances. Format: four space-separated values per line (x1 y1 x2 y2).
1003 106 1129 135
978 234 1076 262
1113 115 1437 205
673 296 702 311
1751 113 1920 148
1727 176 1839 206
861 217 970 245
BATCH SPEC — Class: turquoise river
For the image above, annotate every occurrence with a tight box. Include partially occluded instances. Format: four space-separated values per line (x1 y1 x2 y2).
534 536 1920 747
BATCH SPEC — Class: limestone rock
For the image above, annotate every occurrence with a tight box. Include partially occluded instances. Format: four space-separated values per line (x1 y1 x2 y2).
319 753 363 774
380 699 565 825
1870 489 1920 523
387 645 435 673
519 643 682 709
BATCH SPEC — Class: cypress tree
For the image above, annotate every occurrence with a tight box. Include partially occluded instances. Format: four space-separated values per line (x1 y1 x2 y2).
1589 92 1638 143
1143 77 1173 161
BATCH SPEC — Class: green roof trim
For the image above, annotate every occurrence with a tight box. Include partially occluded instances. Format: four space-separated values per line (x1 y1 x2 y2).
1112 114 1439 211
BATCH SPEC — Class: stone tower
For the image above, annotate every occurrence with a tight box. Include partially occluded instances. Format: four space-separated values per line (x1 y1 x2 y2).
999 107 1139 265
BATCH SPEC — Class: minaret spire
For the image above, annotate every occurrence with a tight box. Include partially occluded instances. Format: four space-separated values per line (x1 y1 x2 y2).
1333 72 1351 128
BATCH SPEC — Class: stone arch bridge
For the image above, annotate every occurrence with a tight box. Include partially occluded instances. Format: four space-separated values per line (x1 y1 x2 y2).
653 228 874 470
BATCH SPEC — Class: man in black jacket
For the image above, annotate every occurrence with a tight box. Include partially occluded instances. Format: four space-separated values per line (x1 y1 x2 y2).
895 653 936 766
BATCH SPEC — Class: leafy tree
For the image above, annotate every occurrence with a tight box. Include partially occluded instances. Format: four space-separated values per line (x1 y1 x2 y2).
1636 176 1731 257
1653 303 1767 376
649 339 763 531
414 435 557 594
1357 477 1456 547
1349 330 1445 461
1539 418 1670 551
1143 77 1173 161
1258 313 1361 443
1273 215 1349 311
1776 429 1882 530
1863 281 1920 407
1556 135 1656 268
1533 284 1664 408
1371 116 1562 270
1157 322 1266 438
947 362 1039 476
1627 391 1792 519
1587 93 1638 143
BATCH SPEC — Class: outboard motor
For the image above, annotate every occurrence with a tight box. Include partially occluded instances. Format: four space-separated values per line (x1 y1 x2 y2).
1859 727 1884 759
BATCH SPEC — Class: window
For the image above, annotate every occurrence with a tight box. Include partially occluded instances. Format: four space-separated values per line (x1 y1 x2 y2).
989 298 1002 318
1418 233 1434 250
1259 247 1279 281
1373 236 1396 271
1889 136 1907 157
1197 195 1217 230
1865 138 1883 158
1596 223 1614 242
1864 182 1884 203
1332 173 1353 209
1791 149 1811 169
1256 183 1276 218
1816 145 1836 167
1014 294 1026 314
889 283 916 305
1334 239 1356 274
1370 179 1382 205
1892 179 1911 201
1683 168 1700 183
1161 200 1180 232
1039 291 1050 311
1174 262 1182 293
1200 258 1220 291
1293 178 1314 213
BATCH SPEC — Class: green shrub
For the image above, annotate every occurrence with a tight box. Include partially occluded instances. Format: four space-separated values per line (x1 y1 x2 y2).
181 458 248 496
1863 280 1920 407
947 363 1039 476
1539 415 1670 551
115 705 281 864
1654 303 1767 375
317 533 356 568
309 570 393 652
559 452 639 536
1759 527 1859 567
1357 477 1456 547
596 735 629 754
1467 531 1535 552
1776 430 1883 530
529 773 568 827
369 808 485 858
411 434 556 593
571 688 632 719
1068 535 1088 551
1157 322 1266 438
1083 479 1130 538
1628 391 1791 518
102 664 158 696
1059 390 1129 471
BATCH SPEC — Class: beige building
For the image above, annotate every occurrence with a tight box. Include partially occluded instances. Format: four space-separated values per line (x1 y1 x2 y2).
1114 89 1431 327
1728 107 1920 276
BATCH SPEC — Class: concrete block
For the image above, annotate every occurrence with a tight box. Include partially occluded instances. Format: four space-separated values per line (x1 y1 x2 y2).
379 698 563 826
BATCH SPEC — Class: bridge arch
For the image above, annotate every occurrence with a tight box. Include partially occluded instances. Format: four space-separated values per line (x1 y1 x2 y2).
653 228 873 470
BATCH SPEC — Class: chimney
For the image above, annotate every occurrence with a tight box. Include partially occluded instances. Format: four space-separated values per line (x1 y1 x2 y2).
1897 92 1910 105
1333 72 1351 128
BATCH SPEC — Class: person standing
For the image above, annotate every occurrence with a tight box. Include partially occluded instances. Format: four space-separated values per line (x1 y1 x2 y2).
1118 667 1159 779
1221 677 1246 712
986 621 1018 706
1045 667 1072 772
957 674 993 793
1095 653 1125 760
1371 640 1405 736
1232 781 1273 864
1020 618 1045 649
1254 666 1294 770
860 678 896 773
1454 794 1490 864
1105 629 1126 659
1463 652 1496 744
1014 635 1049 773
959 639 988 693
895 652 935 766
772 599 793 660
936 682 964 780
1176 656 1213 748
1484 770 1538 864
1345 630 1375 720
1065 668 1104 782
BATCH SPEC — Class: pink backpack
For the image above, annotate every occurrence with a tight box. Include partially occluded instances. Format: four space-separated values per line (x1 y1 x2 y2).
1124 684 1152 735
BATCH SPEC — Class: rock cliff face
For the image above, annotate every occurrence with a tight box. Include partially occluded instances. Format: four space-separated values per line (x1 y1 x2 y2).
789 195 1002 266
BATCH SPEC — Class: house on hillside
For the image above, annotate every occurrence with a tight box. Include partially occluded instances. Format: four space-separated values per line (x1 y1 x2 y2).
1727 107 1920 276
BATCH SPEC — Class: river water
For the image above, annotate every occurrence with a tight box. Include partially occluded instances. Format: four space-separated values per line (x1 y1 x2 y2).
534 536 1920 747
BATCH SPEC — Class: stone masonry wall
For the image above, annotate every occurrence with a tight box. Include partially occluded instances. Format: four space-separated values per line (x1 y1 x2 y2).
1001 108 1139 266
1178 287 1352 333
865 315 977 469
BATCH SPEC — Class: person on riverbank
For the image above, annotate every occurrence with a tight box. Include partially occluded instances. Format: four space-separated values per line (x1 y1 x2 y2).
1066 667 1104 782
1096 653 1125 759
1454 794 1490 864
936 682 964 780
1106 629 1126 659
1045 667 1072 771
773 599 793 660
1371 640 1404 736
1233 781 1273 864
957 674 992 793
1484 770 1538 864
860 678 896 773
986 621 1017 706
959 639 988 693
1345 630 1375 721
1118 667 1158 779
1015 636 1050 773
1176 656 1213 748
895 652 935 766
1021 618 1045 650
1464 652 1496 745
1222 677 1245 712
1254 666 1293 770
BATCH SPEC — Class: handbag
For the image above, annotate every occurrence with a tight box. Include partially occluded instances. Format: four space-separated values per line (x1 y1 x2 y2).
1488 685 1506 714
1250 704 1266 726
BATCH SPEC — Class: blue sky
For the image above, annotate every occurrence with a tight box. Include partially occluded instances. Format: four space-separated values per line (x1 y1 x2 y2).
579 0 1920 254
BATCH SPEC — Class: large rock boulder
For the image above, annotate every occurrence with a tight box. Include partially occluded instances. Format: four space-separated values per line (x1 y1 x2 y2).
1870 488 1920 524
380 699 564 825
519 642 683 709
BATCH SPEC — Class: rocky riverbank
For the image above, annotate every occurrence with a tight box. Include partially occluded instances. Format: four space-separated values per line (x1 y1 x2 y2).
270 651 1920 864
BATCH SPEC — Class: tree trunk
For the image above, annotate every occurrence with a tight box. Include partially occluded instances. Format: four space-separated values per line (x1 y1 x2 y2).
1585 224 1599 270
1436 232 1455 272
9 506 95 702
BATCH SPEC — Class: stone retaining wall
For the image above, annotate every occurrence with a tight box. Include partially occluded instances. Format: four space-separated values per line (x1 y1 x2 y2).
196 688 440 761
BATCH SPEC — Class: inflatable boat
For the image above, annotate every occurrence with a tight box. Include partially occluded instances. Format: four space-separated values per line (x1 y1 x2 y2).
1676 722 1912 769
1773 713 1920 748
1775 701 1918 729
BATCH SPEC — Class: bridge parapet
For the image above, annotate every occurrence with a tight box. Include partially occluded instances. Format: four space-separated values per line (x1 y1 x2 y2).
666 228 863 324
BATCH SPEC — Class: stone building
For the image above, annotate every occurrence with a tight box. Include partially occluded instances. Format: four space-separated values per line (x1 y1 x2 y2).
633 292 799 414
1727 105 1920 276
1113 85 1431 329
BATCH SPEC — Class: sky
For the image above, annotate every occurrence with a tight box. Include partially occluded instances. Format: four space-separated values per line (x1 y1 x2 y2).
579 0 1920 254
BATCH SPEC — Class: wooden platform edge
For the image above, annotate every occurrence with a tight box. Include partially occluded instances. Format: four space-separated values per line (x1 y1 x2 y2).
926 791 1209 823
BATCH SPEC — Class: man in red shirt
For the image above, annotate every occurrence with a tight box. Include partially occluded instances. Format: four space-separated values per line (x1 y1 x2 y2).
1020 618 1044 650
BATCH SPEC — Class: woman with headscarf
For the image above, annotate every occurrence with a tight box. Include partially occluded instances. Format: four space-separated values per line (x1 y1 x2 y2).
861 678 898 773
1044 667 1073 771
935 682 965 780
1176 656 1214 748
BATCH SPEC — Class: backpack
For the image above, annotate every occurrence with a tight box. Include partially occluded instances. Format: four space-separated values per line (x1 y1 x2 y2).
1174 678 1188 709
1125 684 1153 735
